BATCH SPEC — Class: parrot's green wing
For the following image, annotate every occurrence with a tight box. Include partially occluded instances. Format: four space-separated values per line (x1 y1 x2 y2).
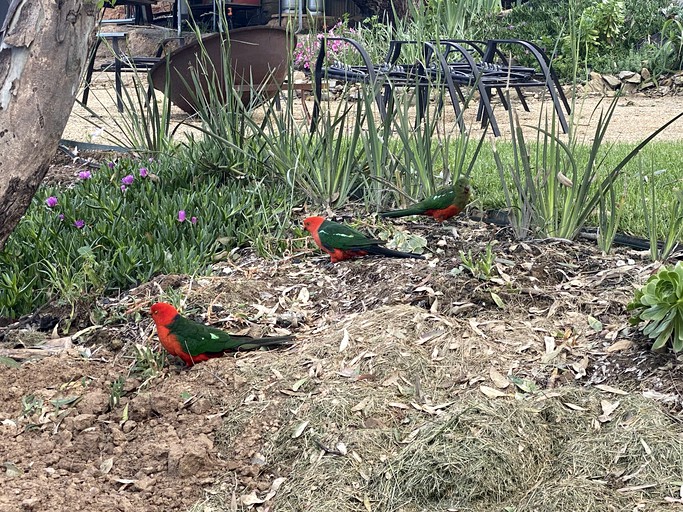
318 220 383 251
381 177 470 217
412 186 457 211
169 315 246 356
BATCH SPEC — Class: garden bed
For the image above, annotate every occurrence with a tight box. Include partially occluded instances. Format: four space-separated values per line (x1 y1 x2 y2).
1 205 682 511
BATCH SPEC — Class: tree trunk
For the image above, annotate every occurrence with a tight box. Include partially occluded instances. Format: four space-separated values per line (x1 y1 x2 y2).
0 0 98 251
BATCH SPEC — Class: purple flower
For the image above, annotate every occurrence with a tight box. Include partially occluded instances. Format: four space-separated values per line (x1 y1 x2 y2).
121 174 134 186
58 214 65 221
74 219 85 229
148 157 154 163
120 185 127 192
139 167 148 178
178 210 186 222
190 216 197 225
78 171 92 180
108 162 115 169
45 196 58 208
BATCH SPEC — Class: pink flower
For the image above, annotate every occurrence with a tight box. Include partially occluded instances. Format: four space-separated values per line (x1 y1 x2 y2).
121 174 134 186
190 216 197 225
45 196 58 208
78 171 92 180
120 185 127 192
58 214 65 221
178 210 186 222
139 167 148 178
74 219 85 229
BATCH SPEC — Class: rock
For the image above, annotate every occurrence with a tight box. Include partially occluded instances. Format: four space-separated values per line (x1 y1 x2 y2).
639 79 655 90
618 70 635 80
641 67 651 80
189 398 211 415
150 391 178 416
21 497 39 509
133 476 156 492
36 440 56 455
124 26 185 59
72 414 96 431
110 426 126 446
348 86 362 100
167 434 213 477
57 429 72 443
602 74 621 89
624 73 641 84
128 394 153 420
622 82 638 94
585 72 606 93
77 391 109 416
673 74 683 86
123 379 142 393
122 420 137 434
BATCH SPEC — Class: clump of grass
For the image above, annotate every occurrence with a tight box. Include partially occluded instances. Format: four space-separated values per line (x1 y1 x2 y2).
187 305 683 512
493 95 683 241
278 386 683 511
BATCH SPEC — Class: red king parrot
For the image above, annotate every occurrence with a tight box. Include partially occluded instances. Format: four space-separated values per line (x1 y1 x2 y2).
150 302 293 366
381 177 471 222
303 216 425 263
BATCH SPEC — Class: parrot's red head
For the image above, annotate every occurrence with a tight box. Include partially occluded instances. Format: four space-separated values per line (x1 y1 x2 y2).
150 302 179 325
303 216 325 233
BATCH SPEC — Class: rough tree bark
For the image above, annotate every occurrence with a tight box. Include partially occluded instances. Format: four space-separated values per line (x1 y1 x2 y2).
0 0 98 251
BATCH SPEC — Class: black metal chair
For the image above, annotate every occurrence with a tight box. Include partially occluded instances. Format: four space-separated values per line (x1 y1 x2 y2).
310 36 466 133
433 38 571 135
81 33 184 112
311 36 569 138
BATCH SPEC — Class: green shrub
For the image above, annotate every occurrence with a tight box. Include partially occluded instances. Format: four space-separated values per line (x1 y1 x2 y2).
0 155 294 318
475 0 672 80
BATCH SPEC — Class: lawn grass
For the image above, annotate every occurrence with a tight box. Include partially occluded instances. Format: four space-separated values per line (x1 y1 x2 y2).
467 140 683 239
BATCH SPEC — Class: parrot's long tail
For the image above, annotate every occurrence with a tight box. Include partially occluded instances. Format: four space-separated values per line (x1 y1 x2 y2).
364 245 425 259
380 207 423 219
231 336 294 351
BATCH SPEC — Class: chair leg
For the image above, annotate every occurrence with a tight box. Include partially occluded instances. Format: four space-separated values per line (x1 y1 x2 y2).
423 41 465 133
513 86 530 112
82 37 103 106
505 40 570 133
416 83 429 124
384 83 395 119
310 40 326 132
495 87 510 111
113 37 124 113
477 88 500 136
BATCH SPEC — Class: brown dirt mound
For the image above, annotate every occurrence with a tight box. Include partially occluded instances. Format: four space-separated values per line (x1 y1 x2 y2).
2 219 683 511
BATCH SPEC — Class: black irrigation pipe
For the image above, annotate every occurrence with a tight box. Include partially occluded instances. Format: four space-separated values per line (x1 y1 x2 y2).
470 209 679 255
